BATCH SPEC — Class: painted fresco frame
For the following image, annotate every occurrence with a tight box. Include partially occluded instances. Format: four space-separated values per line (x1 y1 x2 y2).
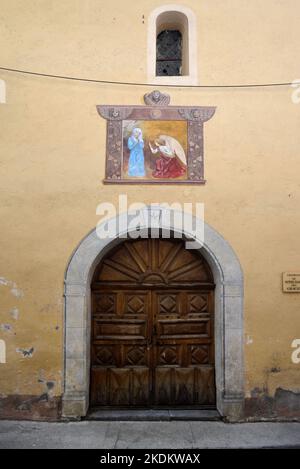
97 91 216 184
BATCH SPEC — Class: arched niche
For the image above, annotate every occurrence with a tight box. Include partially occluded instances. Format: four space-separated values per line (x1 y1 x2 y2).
147 5 198 85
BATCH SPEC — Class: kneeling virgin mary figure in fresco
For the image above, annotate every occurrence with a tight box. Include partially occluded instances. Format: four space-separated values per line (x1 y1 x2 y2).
149 135 187 178
127 128 145 177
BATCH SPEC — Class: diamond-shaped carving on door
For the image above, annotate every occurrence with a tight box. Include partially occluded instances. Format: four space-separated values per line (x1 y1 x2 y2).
190 345 209 364
159 295 177 314
126 346 146 366
95 346 115 365
96 294 116 314
127 295 145 314
159 346 178 365
188 294 208 313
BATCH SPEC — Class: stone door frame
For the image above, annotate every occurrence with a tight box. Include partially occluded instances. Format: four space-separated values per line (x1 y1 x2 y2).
62 207 244 421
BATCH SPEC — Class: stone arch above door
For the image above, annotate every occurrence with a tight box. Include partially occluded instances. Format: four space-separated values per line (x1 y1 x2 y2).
63 207 244 421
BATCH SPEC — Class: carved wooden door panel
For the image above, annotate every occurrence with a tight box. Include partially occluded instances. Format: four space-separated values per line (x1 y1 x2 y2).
153 290 215 406
91 289 152 406
90 239 215 408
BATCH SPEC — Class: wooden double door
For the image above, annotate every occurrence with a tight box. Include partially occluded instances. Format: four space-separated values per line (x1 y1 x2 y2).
90 238 216 408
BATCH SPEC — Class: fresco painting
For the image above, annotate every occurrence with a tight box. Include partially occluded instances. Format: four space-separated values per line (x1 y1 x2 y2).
122 120 188 180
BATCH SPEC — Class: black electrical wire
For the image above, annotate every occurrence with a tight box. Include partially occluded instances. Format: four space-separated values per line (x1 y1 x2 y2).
0 66 299 88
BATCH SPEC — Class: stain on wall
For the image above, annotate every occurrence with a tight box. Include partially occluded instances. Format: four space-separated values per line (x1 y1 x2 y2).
16 347 34 358
246 388 300 420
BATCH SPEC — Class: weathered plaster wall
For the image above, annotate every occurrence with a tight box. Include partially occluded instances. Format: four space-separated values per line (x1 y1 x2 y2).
0 0 299 420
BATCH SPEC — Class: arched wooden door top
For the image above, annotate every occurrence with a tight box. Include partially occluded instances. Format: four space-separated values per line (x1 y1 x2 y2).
90 238 216 409
92 238 214 288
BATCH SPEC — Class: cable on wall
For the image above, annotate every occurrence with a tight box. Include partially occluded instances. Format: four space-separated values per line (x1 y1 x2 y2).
0 66 299 89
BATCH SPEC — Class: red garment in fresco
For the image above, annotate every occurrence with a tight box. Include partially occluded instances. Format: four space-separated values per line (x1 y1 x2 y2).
153 154 186 178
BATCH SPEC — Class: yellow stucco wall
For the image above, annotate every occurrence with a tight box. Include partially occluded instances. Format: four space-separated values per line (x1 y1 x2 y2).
0 0 299 408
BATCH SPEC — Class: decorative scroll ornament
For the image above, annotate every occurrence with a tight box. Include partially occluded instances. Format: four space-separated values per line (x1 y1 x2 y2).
144 90 171 106
96 106 133 121
178 108 216 122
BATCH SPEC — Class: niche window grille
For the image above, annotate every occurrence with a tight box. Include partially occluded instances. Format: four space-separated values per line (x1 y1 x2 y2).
156 30 182 76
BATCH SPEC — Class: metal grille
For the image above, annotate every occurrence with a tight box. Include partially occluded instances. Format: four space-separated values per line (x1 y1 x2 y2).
156 30 182 76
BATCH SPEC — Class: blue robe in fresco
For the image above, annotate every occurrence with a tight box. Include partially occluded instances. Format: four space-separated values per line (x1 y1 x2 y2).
127 136 145 177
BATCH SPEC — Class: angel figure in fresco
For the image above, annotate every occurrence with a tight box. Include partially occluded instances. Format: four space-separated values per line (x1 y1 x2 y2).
149 135 187 178
127 128 145 177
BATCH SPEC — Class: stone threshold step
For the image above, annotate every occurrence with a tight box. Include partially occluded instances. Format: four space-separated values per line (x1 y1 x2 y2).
86 409 220 421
